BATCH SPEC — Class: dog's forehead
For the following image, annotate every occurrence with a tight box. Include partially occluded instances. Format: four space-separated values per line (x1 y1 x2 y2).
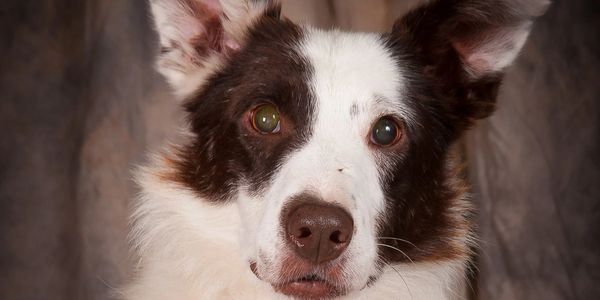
299 28 410 122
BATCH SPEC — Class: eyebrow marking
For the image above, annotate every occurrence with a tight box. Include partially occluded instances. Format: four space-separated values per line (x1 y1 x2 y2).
349 102 359 119
373 94 388 105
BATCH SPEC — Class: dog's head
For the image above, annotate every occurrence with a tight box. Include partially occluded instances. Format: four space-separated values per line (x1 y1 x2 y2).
149 0 547 298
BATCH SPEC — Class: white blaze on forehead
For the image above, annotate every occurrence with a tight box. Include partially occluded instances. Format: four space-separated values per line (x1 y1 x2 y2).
300 27 411 126
292 28 412 191
286 27 411 209
251 28 413 290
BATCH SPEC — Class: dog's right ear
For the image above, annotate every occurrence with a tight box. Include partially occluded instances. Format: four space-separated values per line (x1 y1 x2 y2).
392 0 549 128
150 0 279 98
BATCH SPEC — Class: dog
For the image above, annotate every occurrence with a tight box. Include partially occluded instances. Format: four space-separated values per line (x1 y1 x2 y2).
124 0 548 299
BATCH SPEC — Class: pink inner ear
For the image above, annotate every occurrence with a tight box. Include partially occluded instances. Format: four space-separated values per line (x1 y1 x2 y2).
450 24 531 78
452 40 492 76
203 0 223 14
177 0 221 42
224 37 241 52
180 0 240 57
202 0 241 53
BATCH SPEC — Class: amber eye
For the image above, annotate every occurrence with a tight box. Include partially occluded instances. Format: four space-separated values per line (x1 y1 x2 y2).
251 104 281 134
371 117 401 146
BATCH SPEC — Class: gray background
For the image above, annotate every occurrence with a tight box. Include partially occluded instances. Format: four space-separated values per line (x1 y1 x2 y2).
1 0 598 299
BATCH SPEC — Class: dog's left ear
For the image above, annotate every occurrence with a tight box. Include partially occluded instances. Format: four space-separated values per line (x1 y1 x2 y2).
150 0 279 98
393 0 549 127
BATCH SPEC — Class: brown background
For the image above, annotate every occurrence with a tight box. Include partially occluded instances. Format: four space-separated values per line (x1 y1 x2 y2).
1 0 598 299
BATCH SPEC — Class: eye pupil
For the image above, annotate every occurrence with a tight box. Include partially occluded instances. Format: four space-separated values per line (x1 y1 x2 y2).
252 104 280 134
371 117 400 146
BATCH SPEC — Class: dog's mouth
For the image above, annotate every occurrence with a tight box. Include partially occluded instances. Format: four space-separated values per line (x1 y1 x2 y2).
250 262 344 299
275 273 341 299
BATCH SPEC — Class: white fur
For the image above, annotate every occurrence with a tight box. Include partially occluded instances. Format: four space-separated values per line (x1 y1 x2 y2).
124 161 273 299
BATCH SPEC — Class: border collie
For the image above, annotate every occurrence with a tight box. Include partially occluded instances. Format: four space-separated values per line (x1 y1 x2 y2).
125 0 548 299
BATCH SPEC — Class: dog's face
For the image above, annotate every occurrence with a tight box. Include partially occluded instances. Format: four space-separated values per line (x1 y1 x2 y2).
150 0 547 298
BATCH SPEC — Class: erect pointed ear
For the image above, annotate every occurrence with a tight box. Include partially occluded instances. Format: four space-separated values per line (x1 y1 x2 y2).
150 0 280 98
393 0 549 125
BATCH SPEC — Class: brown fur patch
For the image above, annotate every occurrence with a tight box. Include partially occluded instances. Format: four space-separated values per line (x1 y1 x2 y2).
165 9 316 202
374 0 545 264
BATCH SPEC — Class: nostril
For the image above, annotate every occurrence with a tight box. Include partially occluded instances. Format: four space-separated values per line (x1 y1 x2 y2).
284 200 354 264
329 230 348 244
297 227 311 239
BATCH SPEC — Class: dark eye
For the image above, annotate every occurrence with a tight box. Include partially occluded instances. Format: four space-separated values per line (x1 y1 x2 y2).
251 104 281 134
370 117 401 146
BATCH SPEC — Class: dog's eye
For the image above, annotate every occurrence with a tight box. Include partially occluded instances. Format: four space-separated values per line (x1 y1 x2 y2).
370 117 401 146
251 104 281 134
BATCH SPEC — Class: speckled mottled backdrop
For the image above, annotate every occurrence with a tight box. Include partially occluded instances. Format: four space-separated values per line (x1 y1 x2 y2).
1 1 598 299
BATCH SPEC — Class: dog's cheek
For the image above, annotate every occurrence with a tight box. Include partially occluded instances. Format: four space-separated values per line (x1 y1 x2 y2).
236 189 268 263
345 218 381 288
333 162 389 288
236 185 291 282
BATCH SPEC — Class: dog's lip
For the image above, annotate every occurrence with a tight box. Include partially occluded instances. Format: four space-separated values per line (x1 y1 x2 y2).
249 262 344 299
274 276 341 299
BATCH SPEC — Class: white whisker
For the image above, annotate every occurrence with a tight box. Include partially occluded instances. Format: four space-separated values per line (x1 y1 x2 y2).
380 258 413 300
376 236 423 252
377 243 415 264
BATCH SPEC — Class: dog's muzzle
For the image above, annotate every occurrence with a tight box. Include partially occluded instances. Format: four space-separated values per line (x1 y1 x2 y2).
284 201 354 264
252 195 355 299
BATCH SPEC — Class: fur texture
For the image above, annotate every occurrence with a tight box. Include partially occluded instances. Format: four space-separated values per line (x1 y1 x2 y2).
125 0 548 299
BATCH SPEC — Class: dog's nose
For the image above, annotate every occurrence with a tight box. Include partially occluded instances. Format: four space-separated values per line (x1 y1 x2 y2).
285 203 354 264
